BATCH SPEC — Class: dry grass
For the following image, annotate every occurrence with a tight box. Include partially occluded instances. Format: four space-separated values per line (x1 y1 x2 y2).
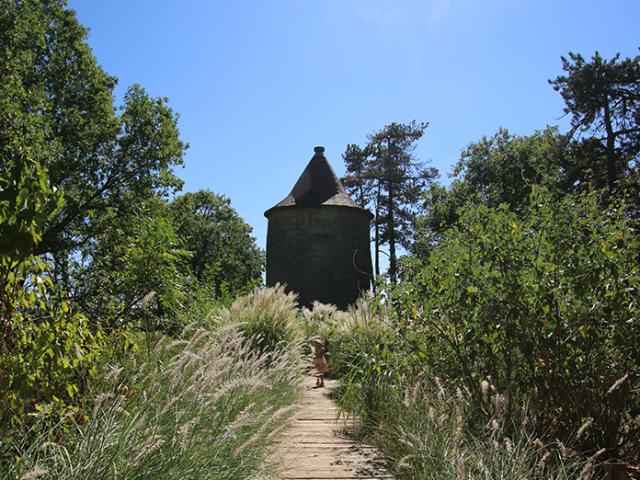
378 380 592 480
5 288 304 480
307 298 596 480
216 284 301 355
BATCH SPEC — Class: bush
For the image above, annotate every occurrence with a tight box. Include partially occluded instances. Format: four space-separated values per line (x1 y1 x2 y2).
0 139 105 460
329 300 592 479
0 256 104 460
396 189 639 458
216 285 301 355
327 189 638 476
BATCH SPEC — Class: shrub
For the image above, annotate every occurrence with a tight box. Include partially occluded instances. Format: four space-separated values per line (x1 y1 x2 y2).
330 300 592 479
328 188 638 475
216 285 301 355
0 255 104 460
395 190 639 458
0 140 105 459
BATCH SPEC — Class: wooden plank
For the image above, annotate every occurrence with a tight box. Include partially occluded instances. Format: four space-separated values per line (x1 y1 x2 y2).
273 373 392 479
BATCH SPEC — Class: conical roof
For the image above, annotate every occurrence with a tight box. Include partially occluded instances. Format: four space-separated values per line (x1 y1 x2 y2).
266 146 361 214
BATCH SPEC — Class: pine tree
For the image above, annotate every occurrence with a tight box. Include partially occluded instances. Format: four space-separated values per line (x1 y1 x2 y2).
550 51 640 191
342 121 437 283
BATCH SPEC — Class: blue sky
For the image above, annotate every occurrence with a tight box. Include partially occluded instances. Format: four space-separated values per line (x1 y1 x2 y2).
68 0 639 250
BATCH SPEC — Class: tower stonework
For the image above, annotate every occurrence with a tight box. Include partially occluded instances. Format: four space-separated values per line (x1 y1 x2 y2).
264 146 373 309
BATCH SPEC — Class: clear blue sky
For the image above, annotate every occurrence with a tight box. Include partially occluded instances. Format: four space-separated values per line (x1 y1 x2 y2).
68 0 639 250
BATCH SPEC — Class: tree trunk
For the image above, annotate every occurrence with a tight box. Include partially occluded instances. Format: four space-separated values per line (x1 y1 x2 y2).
388 192 396 283
374 183 381 279
387 139 397 284
603 96 617 190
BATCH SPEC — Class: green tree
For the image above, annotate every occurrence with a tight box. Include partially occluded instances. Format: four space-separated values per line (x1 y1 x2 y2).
342 143 383 279
413 126 587 261
75 198 188 333
170 190 264 298
342 144 373 208
0 160 63 261
0 0 186 290
342 121 436 283
550 50 640 191
0 1 64 260
450 127 566 207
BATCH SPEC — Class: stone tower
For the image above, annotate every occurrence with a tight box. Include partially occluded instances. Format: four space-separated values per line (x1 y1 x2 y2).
264 146 373 309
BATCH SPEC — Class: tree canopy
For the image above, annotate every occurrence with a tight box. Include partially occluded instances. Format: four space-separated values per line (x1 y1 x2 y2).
550 51 640 191
415 127 567 251
170 190 264 297
1 0 268 317
1 0 187 275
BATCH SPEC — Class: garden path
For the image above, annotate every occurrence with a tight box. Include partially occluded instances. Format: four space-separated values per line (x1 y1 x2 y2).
272 374 393 479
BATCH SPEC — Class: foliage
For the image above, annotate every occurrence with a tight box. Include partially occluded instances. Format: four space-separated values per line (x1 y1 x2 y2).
402 189 638 459
0 257 104 439
323 188 638 474
55 80 187 300
216 285 301 356
341 144 371 207
320 299 589 479
416 127 570 251
0 0 188 334
74 198 189 334
550 51 640 190
1 0 262 337
342 121 437 281
4 307 303 479
0 98 105 457
170 190 264 298
73 190 263 334
0 156 63 263
0 0 65 261
1 0 186 257
418 50 640 251
451 127 567 209
2 4 273 462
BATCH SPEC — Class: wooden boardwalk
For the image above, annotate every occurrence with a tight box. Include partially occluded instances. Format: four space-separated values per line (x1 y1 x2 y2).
273 375 392 480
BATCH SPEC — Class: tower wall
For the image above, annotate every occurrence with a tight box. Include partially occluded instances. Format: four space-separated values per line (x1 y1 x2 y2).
265 205 372 309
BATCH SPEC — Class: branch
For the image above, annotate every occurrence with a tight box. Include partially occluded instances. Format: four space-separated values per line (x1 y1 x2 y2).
613 126 640 137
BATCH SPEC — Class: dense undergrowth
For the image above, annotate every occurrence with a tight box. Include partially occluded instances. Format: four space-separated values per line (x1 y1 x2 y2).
303 189 639 480
1 286 303 480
